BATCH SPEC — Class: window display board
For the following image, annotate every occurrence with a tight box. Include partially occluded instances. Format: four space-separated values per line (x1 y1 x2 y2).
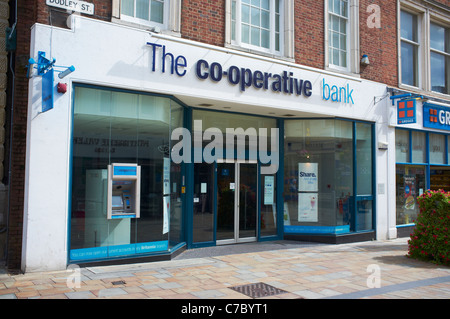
298 163 318 222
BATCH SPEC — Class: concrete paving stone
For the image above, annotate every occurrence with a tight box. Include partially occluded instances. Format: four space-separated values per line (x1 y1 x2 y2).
157 282 183 289
191 289 226 299
140 283 160 290
65 290 97 299
38 287 74 296
97 287 128 298
16 290 41 298
0 288 18 296
292 289 326 299
144 288 181 298
38 294 69 299
325 271 353 279
0 293 16 299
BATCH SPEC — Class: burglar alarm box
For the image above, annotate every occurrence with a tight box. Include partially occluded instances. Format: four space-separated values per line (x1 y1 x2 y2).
107 163 141 219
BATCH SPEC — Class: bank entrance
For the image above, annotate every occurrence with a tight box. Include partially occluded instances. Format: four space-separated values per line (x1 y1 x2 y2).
216 161 258 245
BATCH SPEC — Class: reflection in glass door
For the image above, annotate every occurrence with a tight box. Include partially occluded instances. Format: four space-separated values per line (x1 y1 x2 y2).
239 163 257 239
217 163 236 242
217 161 257 244
193 163 215 244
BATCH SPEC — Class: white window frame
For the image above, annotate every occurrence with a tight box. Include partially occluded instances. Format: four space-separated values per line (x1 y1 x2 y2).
398 0 450 97
429 19 450 95
225 0 294 59
112 0 181 35
398 5 425 90
325 0 360 75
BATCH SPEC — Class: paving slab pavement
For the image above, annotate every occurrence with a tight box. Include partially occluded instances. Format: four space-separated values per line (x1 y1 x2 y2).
0 238 449 301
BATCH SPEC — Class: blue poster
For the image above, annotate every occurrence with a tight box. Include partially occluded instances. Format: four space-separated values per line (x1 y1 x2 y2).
42 69 54 112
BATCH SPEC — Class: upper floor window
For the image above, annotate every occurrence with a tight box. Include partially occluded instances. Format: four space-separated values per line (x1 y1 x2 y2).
325 0 359 74
400 10 420 87
121 0 167 27
328 0 349 69
231 0 283 55
398 3 450 97
430 22 450 95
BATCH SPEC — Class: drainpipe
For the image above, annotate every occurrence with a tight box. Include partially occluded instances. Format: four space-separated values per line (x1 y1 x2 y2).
2 0 17 263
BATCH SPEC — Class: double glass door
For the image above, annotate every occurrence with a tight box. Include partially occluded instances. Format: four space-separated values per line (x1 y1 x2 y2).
216 161 258 245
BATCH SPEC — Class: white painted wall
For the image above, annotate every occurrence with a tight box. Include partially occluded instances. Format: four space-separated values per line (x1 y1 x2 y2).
22 15 391 271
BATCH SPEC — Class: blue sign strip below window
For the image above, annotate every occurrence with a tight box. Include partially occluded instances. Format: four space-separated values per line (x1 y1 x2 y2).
69 240 169 261
284 225 350 234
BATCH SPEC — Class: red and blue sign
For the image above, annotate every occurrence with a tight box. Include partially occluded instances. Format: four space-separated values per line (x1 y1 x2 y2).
423 103 450 131
397 99 416 124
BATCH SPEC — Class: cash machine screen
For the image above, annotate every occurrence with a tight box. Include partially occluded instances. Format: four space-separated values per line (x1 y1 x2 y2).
112 195 123 209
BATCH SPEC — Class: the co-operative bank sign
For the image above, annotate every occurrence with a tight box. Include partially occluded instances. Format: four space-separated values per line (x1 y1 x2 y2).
146 42 354 104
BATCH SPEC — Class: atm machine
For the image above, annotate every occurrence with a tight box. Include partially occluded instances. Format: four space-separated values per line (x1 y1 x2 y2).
85 163 140 248
107 163 141 219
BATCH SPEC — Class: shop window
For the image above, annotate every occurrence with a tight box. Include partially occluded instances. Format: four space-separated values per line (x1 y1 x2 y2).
429 133 446 164
396 165 426 225
430 169 450 192
411 131 426 163
430 22 450 95
326 0 359 73
69 86 183 262
261 165 277 237
226 0 294 58
395 129 410 163
356 123 373 195
400 10 420 87
283 119 374 234
448 136 450 163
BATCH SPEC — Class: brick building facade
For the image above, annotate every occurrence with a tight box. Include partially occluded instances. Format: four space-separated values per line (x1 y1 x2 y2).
2 0 449 271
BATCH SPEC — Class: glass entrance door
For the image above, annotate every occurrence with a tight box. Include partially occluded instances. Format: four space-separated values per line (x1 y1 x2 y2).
217 161 258 244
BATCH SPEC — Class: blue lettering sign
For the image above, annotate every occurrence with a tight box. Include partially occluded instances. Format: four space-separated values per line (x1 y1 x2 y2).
195 59 312 96
146 42 187 76
147 42 313 97
423 103 450 131
322 78 354 104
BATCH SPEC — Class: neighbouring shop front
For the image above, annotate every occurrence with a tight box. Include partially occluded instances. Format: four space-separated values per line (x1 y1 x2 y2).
395 102 450 237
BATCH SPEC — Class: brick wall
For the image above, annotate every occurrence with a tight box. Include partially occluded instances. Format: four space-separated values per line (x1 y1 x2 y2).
0 0 9 265
5 0 38 271
294 0 325 70
359 0 398 87
181 0 225 47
